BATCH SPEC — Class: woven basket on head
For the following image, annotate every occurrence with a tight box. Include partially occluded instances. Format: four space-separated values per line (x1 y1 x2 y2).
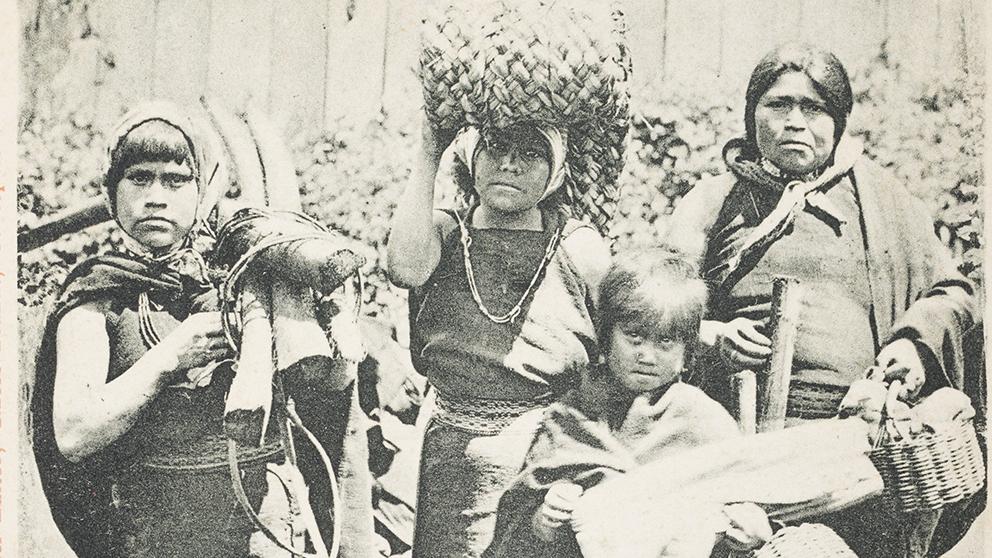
730 523 857 558
419 0 631 233
869 417 985 513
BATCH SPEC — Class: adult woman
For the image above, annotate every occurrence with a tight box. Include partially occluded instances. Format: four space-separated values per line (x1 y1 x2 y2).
387 121 610 557
665 43 977 557
32 102 307 557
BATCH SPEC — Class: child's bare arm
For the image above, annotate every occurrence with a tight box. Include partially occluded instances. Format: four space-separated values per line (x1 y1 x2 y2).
532 482 584 542
53 305 229 461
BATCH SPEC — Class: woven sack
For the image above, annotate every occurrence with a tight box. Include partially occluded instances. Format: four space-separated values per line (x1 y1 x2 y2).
419 0 631 233
730 523 857 558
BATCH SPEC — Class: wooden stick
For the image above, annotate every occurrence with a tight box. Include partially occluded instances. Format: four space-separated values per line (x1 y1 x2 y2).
757 275 803 433
732 369 757 435
18 199 110 252
225 276 275 446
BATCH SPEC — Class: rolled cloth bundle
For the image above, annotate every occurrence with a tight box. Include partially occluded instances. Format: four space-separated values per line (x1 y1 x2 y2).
213 207 364 298
419 0 631 233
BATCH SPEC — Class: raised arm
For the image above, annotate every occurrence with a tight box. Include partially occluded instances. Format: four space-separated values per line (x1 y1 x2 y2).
386 120 456 289
52 303 228 462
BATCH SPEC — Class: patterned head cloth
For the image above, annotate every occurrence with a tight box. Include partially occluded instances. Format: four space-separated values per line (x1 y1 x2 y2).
451 124 569 201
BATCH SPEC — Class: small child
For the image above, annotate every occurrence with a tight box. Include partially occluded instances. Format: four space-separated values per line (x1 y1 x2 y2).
486 249 772 557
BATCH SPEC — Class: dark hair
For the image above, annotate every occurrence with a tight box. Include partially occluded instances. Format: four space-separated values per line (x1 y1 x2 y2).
597 248 708 361
105 119 196 205
743 43 853 157
454 123 564 211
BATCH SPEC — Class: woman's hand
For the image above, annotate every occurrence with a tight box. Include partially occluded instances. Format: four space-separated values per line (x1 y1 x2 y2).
838 378 888 427
722 502 772 552
872 338 926 400
714 318 772 371
153 312 230 374
533 482 584 542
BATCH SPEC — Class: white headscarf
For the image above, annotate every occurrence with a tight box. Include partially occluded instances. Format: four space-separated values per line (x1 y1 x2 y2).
104 100 223 260
450 124 569 201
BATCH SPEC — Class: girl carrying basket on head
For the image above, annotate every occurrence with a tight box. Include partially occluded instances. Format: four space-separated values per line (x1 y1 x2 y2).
387 118 611 558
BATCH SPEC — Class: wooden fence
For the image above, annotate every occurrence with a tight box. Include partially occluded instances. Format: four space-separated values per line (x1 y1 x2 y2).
22 0 988 135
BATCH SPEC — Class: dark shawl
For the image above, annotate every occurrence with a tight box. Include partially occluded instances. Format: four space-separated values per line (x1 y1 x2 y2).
30 253 217 557
666 149 978 395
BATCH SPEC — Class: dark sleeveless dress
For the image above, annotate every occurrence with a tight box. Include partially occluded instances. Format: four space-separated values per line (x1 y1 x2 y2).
409 209 599 558
31 254 296 558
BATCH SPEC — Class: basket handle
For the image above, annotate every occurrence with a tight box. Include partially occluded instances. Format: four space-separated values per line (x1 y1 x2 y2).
876 379 917 443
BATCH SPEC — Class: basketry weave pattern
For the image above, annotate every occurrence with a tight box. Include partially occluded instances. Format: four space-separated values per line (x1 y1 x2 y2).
737 523 856 558
869 419 985 512
420 0 631 233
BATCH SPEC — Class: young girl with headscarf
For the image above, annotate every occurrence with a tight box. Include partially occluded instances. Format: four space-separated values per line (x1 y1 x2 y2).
31 101 313 557
387 120 611 558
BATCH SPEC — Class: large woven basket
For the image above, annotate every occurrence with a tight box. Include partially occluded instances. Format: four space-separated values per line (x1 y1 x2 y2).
869 417 985 513
731 523 857 558
419 0 631 233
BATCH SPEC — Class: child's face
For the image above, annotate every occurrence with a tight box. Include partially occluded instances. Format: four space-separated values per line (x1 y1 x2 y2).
115 160 198 254
473 128 551 214
606 324 686 393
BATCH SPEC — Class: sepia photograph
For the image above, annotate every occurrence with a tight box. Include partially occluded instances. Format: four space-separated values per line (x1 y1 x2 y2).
8 0 988 556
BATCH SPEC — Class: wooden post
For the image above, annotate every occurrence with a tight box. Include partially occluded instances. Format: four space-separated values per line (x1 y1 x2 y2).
733 370 757 435
757 275 803 433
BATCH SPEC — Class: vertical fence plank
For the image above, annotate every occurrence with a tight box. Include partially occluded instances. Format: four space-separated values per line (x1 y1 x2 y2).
91 0 158 129
718 0 809 100
942 0 983 77
324 0 388 126
268 0 328 134
623 0 668 94
664 0 724 91
884 0 940 82
799 0 884 72
153 0 211 105
207 0 274 112
380 0 423 118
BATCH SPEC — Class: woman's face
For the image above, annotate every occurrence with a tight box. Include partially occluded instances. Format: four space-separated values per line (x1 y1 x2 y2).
754 71 836 175
472 129 551 214
605 325 685 394
115 159 198 254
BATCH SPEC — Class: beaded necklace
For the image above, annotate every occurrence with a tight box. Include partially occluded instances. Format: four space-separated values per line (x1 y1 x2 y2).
452 210 563 324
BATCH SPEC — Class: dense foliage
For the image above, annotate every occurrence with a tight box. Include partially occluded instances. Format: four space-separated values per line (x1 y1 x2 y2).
19 47 985 333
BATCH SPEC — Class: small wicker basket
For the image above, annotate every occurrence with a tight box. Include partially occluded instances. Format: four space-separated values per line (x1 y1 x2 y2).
731 523 857 558
867 380 986 513
419 0 631 233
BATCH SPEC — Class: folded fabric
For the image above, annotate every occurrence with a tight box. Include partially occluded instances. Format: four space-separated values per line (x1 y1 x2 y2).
571 418 883 558
484 381 740 558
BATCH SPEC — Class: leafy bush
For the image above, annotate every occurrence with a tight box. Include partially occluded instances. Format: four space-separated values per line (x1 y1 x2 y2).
294 115 419 326
19 46 984 331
